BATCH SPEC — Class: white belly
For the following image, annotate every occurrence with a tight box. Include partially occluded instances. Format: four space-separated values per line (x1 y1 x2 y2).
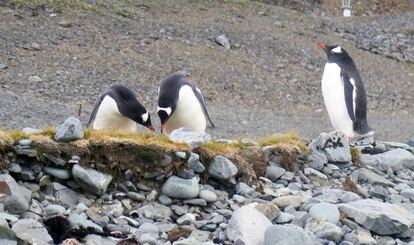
164 85 206 134
321 63 354 137
92 96 139 133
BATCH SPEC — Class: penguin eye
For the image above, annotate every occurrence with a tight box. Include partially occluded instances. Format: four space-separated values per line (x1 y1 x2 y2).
141 112 149 122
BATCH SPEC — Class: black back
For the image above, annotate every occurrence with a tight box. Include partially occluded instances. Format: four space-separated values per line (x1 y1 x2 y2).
158 74 215 127
323 45 372 134
87 84 148 127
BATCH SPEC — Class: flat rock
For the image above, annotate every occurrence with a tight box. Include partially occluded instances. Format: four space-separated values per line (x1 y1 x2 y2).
309 150 328 171
309 202 340 224
170 128 211 149
305 217 343 242
199 190 217 202
44 167 70 180
54 116 84 142
68 213 103 233
338 199 414 235
0 174 31 214
12 219 53 245
209 156 238 180
132 203 172 221
352 168 394 187
215 34 231 49
226 205 272 245
266 166 286 181
52 182 79 207
161 176 199 199
360 148 414 172
309 131 351 163
72 164 113 196
83 234 116 245
264 224 315 245
236 182 255 196
271 194 310 208
254 203 281 221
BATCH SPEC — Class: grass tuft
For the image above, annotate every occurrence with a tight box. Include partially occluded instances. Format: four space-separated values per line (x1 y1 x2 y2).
258 130 308 153
350 147 363 168
8 0 97 12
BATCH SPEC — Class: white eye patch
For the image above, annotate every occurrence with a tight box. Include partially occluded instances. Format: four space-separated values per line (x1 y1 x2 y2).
141 111 149 122
331 46 342 54
157 106 172 116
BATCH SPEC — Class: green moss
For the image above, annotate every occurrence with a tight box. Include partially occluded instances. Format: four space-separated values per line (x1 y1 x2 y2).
258 131 308 153
350 147 363 167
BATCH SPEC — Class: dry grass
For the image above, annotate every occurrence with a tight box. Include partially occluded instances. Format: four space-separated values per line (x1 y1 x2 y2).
258 131 308 153
350 147 364 168
8 0 98 12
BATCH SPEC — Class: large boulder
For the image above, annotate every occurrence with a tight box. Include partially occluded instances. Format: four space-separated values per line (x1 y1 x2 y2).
226 205 272 245
72 164 113 196
0 174 31 214
360 148 414 172
54 116 84 142
338 199 414 235
161 176 199 199
264 224 316 245
309 131 351 163
11 219 53 245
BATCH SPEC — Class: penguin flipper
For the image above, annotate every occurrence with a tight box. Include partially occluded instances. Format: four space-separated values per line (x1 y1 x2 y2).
341 71 356 122
193 87 215 128
87 92 107 128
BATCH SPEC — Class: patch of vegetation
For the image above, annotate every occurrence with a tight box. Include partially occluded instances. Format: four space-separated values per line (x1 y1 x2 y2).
258 131 308 153
8 0 98 12
350 147 363 168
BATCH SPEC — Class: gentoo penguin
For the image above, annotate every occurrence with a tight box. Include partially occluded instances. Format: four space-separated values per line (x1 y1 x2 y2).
319 44 374 139
157 74 215 134
87 84 155 133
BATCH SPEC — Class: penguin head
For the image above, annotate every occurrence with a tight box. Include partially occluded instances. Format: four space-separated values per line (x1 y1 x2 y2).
157 100 175 133
318 44 352 63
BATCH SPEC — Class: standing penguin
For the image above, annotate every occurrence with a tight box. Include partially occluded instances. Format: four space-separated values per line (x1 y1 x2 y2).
87 84 155 133
319 44 374 139
157 74 215 134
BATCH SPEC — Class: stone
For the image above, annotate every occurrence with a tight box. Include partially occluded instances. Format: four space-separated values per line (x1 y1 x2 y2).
309 150 328 171
170 128 211 149
254 203 281 221
352 168 394 187
236 182 255 196
408 140 414 147
309 202 340 224
44 167 70 180
226 205 272 245
183 198 207 206
0 174 31 214
54 116 84 142
31 42 41 50
308 131 351 163
177 213 196 225
338 199 414 235
209 156 238 180
83 234 116 245
127 192 146 202
401 189 414 201
215 34 231 49
274 212 294 223
0 63 7 69
158 194 173 205
22 127 42 134
264 224 315 245
7 163 21 174
12 219 53 245
28 75 42 82
160 154 173 166
161 176 199 199
68 213 103 232
44 154 66 166
304 167 328 179
266 166 285 181
138 233 158 245
360 148 414 172
58 20 72 27
188 153 205 173
305 217 343 242
271 194 310 208
18 139 31 146
72 164 113 196
52 182 79 207
132 203 172 220
199 190 217 202
175 151 187 159
43 204 66 218
339 192 361 203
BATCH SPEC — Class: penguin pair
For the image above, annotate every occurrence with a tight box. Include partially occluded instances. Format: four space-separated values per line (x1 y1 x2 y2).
87 75 214 134
319 44 374 139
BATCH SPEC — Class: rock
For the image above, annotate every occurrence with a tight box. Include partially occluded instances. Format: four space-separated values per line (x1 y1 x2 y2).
158 194 173 205
0 63 7 69
170 128 211 149
226 205 272 245
199 190 217 202
233 194 245 204
304 167 328 179
43 204 66 218
352 168 394 187
7 163 21 174
31 42 41 50
22 127 42 134
160 154 173 166
254 203 281 221
266 166 286 181
132 203 172 220
309 131 351 163
264 224 315 245
54 116 84 142
138 222 159 234
0 217 17 241
138 233 157 245
188 153 205 173
0 174 31 214
339 192 361 203
236 182 255 196
215 34 231 49
183 198 207 206
360 148 414 171
44 167 70 180
127 192 146 202
309 150 328 171
271 194 310 208
58 20 72 27
209 156 238 180
274 212 294 223
28 75 42 83
72 164 113 196
12 219 53 245
177 213 196 225
305 217 343 242
309 203 340 224
338 199 414 235
161 176 199 199
52 182 79 207
401 189 414 201
68 213 103 232
83 234 116 245
175 151 187 159
408 139 414 147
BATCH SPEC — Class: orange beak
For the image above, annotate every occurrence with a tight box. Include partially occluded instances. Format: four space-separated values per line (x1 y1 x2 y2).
161 124 167 134
318 43 327 49
147 125 155 132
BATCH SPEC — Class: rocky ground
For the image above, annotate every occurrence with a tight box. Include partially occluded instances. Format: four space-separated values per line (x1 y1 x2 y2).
0 0 413 142
1 118 414 245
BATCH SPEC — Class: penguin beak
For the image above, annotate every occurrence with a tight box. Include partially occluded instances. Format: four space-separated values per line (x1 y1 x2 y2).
318 43 327 50
161 124 167 134
147 125 155 132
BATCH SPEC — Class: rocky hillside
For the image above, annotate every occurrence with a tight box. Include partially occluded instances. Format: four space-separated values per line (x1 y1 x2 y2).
0 118 414 244
0 0 413 142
